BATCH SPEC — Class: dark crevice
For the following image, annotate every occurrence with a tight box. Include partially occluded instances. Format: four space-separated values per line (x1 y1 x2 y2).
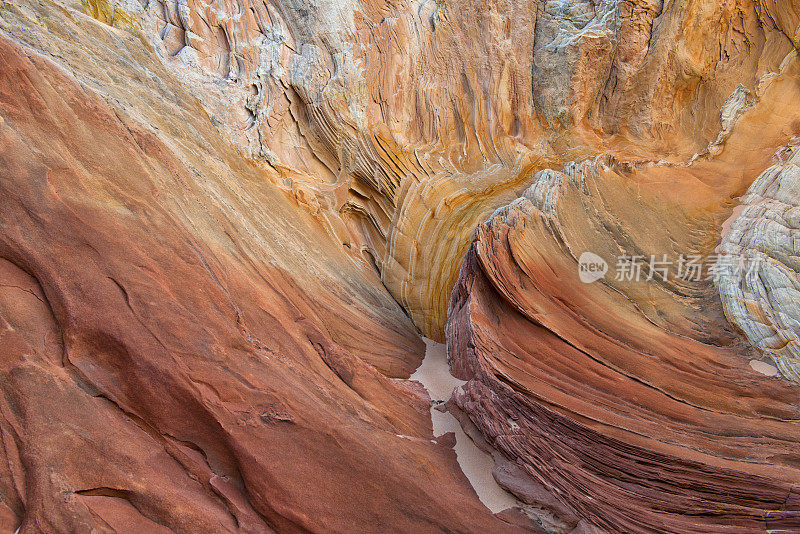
75 486 134 499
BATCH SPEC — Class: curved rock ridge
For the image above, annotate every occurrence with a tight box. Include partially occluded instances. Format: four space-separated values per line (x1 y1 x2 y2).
438 19 800 528
81 0 798 339
446 154 800 532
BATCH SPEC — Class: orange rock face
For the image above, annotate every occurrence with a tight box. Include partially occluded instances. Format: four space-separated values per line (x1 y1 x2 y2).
2 0 800 532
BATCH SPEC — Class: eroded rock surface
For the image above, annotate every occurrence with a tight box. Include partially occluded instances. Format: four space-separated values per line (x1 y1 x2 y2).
1 0 800 532
78 0 799 341
445 68 800 532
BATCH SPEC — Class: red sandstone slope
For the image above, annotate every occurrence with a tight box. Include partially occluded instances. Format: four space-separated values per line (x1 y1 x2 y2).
0 36 532 533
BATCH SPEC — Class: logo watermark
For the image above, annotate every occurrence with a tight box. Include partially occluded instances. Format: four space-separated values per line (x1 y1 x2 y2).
578 252 608 284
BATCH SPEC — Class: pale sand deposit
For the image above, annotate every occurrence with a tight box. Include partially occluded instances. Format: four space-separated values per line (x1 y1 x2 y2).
411 338 519 513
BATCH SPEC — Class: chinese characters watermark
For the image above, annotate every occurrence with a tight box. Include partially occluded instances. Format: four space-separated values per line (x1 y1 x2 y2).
578 252 764 284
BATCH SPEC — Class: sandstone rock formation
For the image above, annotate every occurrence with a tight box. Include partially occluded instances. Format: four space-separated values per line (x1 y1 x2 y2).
718 143 800 382
1 0 800 532
446 162 800 532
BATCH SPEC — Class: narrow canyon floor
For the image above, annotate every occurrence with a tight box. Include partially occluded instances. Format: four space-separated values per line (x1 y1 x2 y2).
410 338 518 515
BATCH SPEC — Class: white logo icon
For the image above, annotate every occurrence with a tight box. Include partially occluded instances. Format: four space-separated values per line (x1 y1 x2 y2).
578 252 608 284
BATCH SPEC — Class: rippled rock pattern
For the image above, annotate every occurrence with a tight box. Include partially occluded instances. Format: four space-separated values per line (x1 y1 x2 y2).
446 159 800 532
718 143 800 383
114 0 800 340
1 0 800 532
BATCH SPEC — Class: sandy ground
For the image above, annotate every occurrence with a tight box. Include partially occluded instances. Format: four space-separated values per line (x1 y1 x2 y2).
410 338 519 513
749 359 779 376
